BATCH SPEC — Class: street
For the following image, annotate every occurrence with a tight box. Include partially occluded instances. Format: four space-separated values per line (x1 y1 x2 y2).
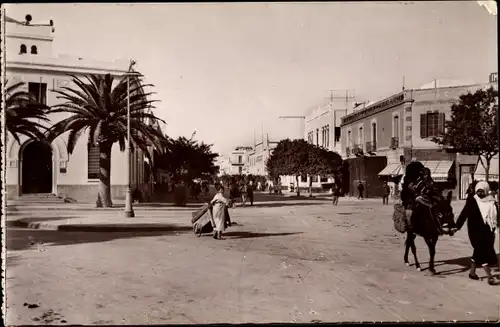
5 198 500 324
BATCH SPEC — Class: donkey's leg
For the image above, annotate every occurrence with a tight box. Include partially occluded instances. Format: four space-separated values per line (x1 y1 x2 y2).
425 237 438 275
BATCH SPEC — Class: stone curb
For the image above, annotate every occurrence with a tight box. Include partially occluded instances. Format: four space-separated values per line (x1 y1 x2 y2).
6 205 204 212
7 218 194 233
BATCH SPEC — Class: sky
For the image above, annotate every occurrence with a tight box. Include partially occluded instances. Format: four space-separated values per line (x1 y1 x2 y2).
5 2 498 156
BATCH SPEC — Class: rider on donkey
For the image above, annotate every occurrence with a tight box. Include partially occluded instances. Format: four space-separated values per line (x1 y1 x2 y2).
401 162 450 235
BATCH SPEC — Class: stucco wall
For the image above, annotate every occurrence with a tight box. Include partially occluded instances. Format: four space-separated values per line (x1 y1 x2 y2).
411 83 497 149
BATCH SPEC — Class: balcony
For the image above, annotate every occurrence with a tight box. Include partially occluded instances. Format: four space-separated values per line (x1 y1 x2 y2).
366 141 377 154
352 144 363 157
390 137 399 150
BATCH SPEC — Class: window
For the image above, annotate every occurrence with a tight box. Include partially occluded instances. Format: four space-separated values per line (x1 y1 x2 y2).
420 112 445 138
20 44 27 54
238 166 243 174
88 142 100 179
358 126 363 147
238 155 242 163
31 45 38 54
28 82 47 105
335 127 341 143
323 125 330 148
320 176 328 183
371 122 377 143
316 129 319 146
301 175 307 183
311 175 318 183
347 130 352 146
393 115 399 139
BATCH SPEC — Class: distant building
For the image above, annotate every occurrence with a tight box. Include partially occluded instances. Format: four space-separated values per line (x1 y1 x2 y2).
215 156 231 176
4 14 153 202
248 135 278 176
282 90 356 191
340 75 497 199
225 146 253 175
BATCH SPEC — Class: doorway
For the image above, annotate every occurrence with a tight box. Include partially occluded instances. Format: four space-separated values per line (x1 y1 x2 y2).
22 141 53 194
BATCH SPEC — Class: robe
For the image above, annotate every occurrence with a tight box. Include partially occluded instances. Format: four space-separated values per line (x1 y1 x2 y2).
211 193 230 232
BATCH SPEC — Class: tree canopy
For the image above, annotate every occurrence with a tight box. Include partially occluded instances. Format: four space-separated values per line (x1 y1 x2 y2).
5 81 50 144
266 138 343 195
155 134 219 185
432 86 498 181
46 73 166 207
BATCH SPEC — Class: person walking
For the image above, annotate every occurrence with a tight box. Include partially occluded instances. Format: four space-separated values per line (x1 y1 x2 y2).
240 182 248 207
332 184 340 206
210 185 232 240
382 182 391 205
357 181 365 200
247 181 254 206
452 181 499 285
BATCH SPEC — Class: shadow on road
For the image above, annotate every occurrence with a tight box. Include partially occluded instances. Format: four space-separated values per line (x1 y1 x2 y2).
419 256 500 276
6 227 191 251
248 202 326 208
222 231 302 239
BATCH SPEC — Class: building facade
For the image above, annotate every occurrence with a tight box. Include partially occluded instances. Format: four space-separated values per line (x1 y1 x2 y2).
226 146 252 175
248 136 278 176
340 77 497 199
293 91 356 190
5 14 152 202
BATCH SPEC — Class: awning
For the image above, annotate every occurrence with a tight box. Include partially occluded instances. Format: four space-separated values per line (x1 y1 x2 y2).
421 160 454 182
474 156 499 182
378 163 404 176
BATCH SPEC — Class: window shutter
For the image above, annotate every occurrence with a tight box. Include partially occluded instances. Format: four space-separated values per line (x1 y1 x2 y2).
420 113 427 138
438 112 445 136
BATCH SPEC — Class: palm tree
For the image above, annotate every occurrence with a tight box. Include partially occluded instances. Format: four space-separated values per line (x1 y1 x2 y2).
5 81 50 144
47 73 167 207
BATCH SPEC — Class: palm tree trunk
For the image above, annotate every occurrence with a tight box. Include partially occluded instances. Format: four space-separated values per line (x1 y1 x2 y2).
295 175 300 196
97 142 113 208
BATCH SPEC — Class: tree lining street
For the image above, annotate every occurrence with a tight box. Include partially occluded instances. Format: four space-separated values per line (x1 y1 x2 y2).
6 199 499 324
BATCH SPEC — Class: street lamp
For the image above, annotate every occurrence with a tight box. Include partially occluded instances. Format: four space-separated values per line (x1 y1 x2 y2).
124 59 143 218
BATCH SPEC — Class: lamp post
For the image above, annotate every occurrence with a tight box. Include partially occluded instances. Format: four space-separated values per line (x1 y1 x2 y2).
124 60 142 218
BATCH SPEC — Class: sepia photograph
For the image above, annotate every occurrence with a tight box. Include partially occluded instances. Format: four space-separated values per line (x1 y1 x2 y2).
1 1 498 325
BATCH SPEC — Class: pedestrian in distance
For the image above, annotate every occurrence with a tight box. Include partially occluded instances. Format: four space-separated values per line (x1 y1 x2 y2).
332 184 340 206
382 181 391 205
210 184 232 240
451 181 499 285
247 181 254 206
357 181 364 199
240 182 248 207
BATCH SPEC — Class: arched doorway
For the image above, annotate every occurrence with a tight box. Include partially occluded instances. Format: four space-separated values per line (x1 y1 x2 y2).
22 141 53 194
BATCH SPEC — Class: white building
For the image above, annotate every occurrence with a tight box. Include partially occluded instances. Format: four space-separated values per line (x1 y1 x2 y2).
283 91 356 191
4 13 152 202
248 135 278 176
227 146 252 175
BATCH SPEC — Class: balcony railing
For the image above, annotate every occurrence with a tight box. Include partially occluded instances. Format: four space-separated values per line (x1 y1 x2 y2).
352 144 363 156
366 141 377 154
390 137 399 149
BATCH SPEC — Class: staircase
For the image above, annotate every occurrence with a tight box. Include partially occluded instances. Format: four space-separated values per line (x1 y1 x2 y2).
14 193 66 203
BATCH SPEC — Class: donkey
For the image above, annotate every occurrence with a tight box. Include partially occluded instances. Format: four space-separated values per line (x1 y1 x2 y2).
403 190 456 274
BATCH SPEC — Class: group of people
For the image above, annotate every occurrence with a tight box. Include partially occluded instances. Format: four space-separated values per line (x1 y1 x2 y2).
229 180 255 207
402 162 498 285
